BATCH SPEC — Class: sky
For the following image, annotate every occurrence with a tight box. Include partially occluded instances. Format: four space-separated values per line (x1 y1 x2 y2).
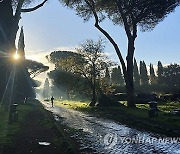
19 0 180 83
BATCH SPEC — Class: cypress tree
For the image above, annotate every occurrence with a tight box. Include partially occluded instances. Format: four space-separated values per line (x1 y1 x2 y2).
133 58 140 86
157 61 163 84
117 66 125 86
105 67 110 85
140 61 149 85
111 66 124 86
150 63 156 84
140 61 143 85
15 27 35 101
18 27 25 58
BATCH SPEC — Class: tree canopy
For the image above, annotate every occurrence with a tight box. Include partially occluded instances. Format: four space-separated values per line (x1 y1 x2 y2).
48 39 114 105
59 0 180 107
25 60 49 78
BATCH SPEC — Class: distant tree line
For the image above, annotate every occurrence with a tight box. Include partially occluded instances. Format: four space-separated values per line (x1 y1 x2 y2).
132 60 180 94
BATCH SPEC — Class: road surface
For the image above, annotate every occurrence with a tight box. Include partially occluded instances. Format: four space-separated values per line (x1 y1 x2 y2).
41 101 180 154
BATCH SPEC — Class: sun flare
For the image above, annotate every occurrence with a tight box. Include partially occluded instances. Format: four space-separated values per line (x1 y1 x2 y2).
13 53 19 60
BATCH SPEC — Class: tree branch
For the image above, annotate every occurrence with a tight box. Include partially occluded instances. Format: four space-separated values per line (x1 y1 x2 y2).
84 0 127 78
21 0 48 13
116 0 132 39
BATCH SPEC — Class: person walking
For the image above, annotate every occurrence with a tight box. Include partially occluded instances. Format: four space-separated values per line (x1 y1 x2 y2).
51 96 54 107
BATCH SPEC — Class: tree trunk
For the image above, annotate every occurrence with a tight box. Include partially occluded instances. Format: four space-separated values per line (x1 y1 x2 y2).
90 63 97 106
125 39 136 107
91 85 96 106
0 0 14 52
0 1 14 106
0 1 21 109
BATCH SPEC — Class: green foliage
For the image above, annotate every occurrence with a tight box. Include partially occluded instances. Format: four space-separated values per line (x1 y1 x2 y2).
149 63 156 84
46 50 82 69
100 0 180 31
18 27 25 58
162 64 180 91
26 59 49 78
59 0 180 107
157 61 163 84
60 0 180 31
48 69 90 99
48 39 114 103
140 61 149 85
133 58 140 86
104 67 110 85
111 66 124 86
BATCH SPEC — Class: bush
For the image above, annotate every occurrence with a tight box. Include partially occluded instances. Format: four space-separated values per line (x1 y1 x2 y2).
160 93 180 101
134 93 158 104
97 94 119 107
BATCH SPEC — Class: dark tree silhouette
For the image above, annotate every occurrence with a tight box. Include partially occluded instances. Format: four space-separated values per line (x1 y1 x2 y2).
25 60 49 78
162 64 180 91
15 27 36 101
59 0 180 107
150 63 156 85
157 61 164 85
0 0 48 101
48 40 113 105
48 69 89 100
18 27 25 58
133 58 140 86
140 61 149 85
111 66 124 86
104 67 110 85
0 0 48 53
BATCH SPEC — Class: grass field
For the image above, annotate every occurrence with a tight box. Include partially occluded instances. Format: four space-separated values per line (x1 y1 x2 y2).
55 100 180 136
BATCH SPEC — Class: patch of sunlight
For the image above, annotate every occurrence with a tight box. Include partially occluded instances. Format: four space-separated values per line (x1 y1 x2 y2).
119 101 127 106
55 100 89 109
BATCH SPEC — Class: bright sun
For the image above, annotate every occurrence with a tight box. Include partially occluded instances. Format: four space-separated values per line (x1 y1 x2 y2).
13 53 19 60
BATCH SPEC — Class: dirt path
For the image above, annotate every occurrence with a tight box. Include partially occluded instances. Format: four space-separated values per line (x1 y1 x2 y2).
42 101 180 154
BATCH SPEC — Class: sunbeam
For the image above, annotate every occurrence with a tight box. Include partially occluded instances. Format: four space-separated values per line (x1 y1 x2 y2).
0 64 17 113
8 65 16 112
0 50 10 56
0 65 15 107
19 63 35 89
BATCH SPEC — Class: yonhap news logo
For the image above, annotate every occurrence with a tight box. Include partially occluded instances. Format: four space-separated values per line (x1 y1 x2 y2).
104 133 180 149
104 133 118 148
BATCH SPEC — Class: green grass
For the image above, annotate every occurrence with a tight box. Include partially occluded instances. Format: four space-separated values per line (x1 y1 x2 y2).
55 99 180 136
55 100 90 110
0 103 33 146
0 106 9 145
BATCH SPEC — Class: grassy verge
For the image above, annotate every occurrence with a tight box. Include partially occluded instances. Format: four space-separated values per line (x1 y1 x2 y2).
0 106 9 146
55 100 180 137
0 100 77 154
0 104 33 147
